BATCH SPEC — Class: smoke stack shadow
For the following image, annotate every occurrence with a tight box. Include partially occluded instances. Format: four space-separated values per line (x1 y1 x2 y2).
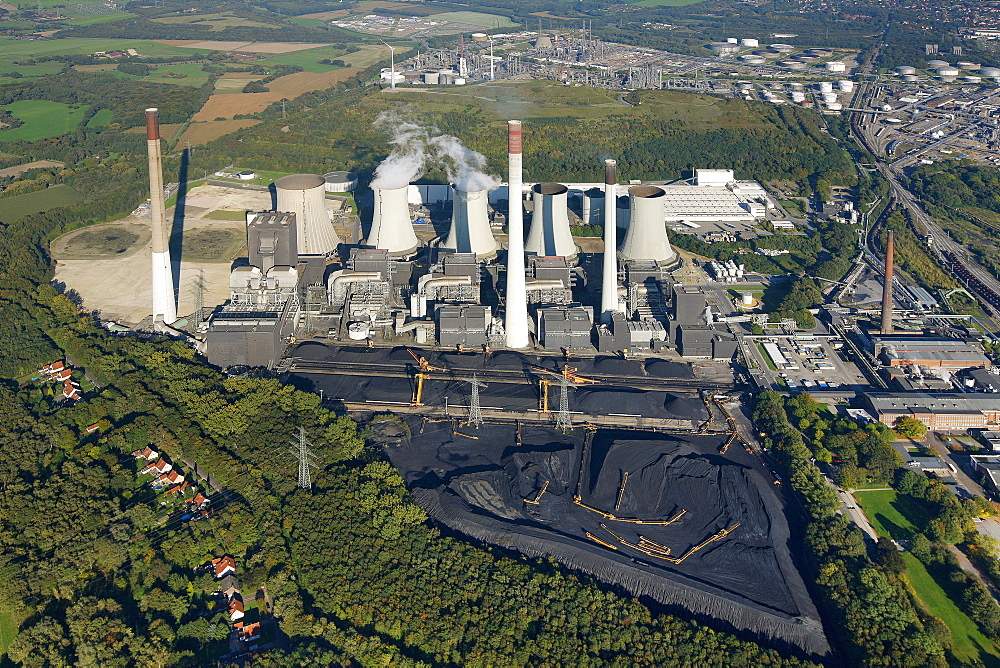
169 148 189 298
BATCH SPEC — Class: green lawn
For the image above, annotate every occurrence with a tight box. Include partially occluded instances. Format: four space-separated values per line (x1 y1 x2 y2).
0 604 15 660
257 46 344 73
854 489 928 540
0 101 90 142
428 11 517 28
0 185 84 223
903 554 1000 664
86 108 113 127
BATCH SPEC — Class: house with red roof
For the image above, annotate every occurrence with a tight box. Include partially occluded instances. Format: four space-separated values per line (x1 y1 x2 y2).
234 621 261 642
165 481 189 496
189 492 210 509
131 446 158 461
153 470 184 488
211 555 236 579
141 458 171 476
227 597 245 622
54 368 74 382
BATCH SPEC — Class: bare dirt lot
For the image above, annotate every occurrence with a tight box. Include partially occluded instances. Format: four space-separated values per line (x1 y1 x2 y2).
52 184 273 323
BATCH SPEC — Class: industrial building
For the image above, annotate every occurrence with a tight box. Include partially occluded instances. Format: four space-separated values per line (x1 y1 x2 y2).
658 170 773 225
865 393 1000 430
871 336 992 370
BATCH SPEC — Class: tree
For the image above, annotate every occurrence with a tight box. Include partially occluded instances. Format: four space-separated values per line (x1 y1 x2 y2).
894 416 928 440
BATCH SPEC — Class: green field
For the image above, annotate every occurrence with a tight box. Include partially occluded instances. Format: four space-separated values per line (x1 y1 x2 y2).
0 37 204 60
429 11 517 28
257 46 345 73
0 185 84 223
903 554 1000 664
631 0 707 5
0 605 15 660
854 490 928 540
0 101 90 142
86 108 113 127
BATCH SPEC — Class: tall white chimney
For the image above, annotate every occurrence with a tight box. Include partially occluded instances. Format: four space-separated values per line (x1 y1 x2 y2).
145 108 176 324
601 159 620 323
275 173 340 256
619 185 677 264
525 182 576 260
504 120 529 349
367 185 419 257
443 185 497 259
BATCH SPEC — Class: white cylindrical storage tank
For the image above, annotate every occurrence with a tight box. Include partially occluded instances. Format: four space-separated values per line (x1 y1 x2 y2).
822 92 838 103
275 173 340 256
582 187 605 226
770 43 794 52
895 65 916 75
981 67 1000 77
957 61 980 70
727 37 738 44
782 61 806 70
901 74 918 82
757 49 780 58
323 171 358 192
236 170 256 180
741 38 759 47
368 185 419 257
791 91 806 102
741 292 754 306
619 186 676 264
471 32 488 42
443 186 497 260
710 42 740 55
838 80 854 92
424 71 440 84
347 321 370 340
826 102 843 111
818 81 834 92
927 59 948 68
825 61 846 73
526 182 576 259
937 66 960 77
743 56 765 66
965 75 983 83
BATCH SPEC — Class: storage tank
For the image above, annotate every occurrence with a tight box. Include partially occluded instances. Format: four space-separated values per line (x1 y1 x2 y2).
965 75 983 83
937 66 960 76
471 32 488 42
825 61 846 73
347 321 371 340
783 61 807 70
423 71 440 84
822 92 838 103
756 49 781 58
619 186 676 264
791 91 806 102
443 185 497 260
526 183 576 260
838 80 854 92
770 43 794 52
895 65 916 75
818 81 834 92
825 102 843 111
807 48 833 57
581 187 605 227
367 185 419 257
275 174 340 256
742 56 766 66
957 61 980 70
323 171 358 193
927 59 948 68
741 38 759 47
710 42 740 55
902 74 919 82
727 37 738 44
981 66 1000 77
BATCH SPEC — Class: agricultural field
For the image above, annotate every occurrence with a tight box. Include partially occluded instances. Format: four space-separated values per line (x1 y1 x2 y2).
428 11 517 28
0 185 84 223
151 12 279 31
631 0 708 5
123 122 183 142
75 62 213 87
192 68 360 120
175 119 260 146
0 159 63 178
0 101 90 141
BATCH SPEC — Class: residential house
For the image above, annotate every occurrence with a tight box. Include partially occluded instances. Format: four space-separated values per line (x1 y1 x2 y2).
218 573 240 600
153 470 184 488
141 459 172 476
228 597 245 622
62 381 81 401
40 360 65 376
189 492 210 509
165 481 189 496
85 423 102 434
234 621 261 642
54 368 74 382
131 446 158 461
211 555 237 579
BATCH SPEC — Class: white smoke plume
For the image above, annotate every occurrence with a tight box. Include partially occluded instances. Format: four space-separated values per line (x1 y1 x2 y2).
370 112 499 192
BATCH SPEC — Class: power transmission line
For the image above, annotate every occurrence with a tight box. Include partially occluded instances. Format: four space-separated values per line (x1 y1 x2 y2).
463 374 487 429
289 427 319 490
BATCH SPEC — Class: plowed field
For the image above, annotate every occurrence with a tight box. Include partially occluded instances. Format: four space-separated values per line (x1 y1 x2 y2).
192 68 359 120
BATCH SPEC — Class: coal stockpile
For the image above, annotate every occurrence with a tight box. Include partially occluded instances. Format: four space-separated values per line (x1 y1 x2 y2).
388 425 828 655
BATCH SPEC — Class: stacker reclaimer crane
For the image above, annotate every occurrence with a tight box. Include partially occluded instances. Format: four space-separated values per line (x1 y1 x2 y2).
408 349 448 406
532 365 598 430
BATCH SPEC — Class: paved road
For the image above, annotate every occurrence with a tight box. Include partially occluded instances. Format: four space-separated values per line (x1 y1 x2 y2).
924 433 988 498
950 545 1000 605
823 476 879 541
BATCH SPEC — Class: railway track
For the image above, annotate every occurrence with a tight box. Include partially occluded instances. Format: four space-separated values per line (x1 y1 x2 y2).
285 358 736 393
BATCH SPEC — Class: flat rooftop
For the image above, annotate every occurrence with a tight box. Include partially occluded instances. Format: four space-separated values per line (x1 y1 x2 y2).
866 392 1000 413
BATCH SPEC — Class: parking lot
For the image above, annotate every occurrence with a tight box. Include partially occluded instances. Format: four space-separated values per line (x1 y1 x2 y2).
742 331 869 392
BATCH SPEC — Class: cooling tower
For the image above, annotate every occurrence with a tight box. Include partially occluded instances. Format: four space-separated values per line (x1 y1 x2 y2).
526 182 576 260
367 185 419 257
145 108 176 324
275 174 340 256
443 185 497 259
504 120 530 349
581 187 604 227
619 186 677 264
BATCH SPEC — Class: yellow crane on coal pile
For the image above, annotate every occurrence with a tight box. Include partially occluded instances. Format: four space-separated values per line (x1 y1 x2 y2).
408 349 448 406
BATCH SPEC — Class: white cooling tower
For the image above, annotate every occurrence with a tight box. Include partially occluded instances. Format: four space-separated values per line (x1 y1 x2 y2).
581 187 605 226
619 186 677 264
275 174 340 256
443 185 497 259
367 185 419 257
526 182 576 259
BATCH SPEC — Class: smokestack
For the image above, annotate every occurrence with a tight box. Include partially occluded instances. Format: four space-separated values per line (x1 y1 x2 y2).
601 159 620 323
145 108 176 324
619 186 677 264
443 185 497 259
275 174 340 256
525 182 576 260
881 229 895 335
367 185 419 257
504 120 529 348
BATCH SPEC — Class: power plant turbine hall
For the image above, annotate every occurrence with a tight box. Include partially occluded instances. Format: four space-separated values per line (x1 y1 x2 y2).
145 108 176 324
504 120 530 349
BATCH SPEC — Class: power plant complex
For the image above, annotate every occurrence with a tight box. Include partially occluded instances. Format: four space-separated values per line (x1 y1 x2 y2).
140 116 772 369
